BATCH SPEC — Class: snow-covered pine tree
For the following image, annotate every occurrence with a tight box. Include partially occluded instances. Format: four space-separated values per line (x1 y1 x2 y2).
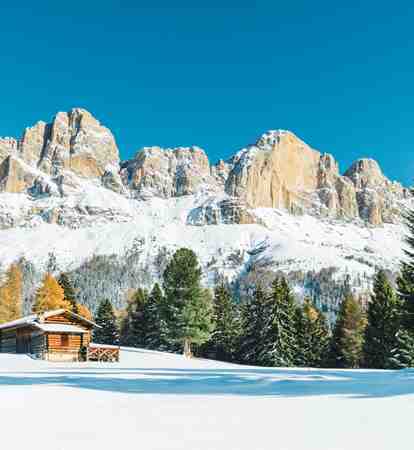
388 329 414 369
260 277 298 367
238 285 268 365
205 283 240 362
32 273 71 313
0 264 22 323
94 299 119 345
329 294 366 368
58 273 79 314
363 270 401 369
162 248 214 357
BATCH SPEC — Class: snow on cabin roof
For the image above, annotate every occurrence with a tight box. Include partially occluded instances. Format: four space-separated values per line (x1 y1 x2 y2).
34 323 90 334
0 309 99 331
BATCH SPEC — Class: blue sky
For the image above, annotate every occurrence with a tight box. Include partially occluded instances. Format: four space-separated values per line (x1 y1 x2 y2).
1 1 413 185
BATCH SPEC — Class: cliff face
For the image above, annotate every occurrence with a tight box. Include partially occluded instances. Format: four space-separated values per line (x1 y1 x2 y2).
0 108 120 194
0 109 410 228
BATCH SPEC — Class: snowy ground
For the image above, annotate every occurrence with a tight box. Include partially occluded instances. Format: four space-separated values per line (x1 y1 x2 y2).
1 348 414 450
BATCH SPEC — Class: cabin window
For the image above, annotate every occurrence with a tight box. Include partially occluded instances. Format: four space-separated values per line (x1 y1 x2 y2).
61 334 69 347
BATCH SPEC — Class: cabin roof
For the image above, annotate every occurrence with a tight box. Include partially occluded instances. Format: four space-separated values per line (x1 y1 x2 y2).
34 323 90 334
0 309 99 331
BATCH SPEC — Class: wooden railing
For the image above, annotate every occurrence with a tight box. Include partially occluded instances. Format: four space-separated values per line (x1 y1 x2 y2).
87 344 120 362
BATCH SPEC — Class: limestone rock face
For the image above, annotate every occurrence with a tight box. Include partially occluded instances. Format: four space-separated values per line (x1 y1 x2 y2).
0 109 120 194
344 159 409 225
187 197 259 226
224 130 409 224
122 146 215 198
226 131 322 212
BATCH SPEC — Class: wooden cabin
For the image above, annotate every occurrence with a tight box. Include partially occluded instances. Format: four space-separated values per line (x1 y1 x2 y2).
0 309 98 362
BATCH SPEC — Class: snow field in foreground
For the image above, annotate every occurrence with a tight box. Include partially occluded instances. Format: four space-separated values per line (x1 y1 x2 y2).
1 348 414 450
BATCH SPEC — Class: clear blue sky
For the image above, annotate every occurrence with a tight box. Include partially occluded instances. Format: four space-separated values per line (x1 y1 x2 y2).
1 1 413 185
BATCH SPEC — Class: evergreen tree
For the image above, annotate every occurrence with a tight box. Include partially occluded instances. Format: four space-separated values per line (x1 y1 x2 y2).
58 273 78 313
32 273 71 313
143 283 168 350
294 299 330 367
388 329 414 369
329 294 366 368
259 277 298 367
363 270 401 369
77 303 93 321
398 205 414 332
238 285 268 365
124 288 149 348
94 299 119 345
0 264 23 323
205 283 240 362
162 248 214 357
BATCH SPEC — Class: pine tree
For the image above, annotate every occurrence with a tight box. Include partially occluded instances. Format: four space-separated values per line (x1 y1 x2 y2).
143 283 168 350
363 270 401 369
238 285 268 365
388 329 414 369
398 205 414 331
94 299 119 345
206 283 240 362
58 273 78 313
0 264 23 323
122 288 148 348
162 248 214 357
329 294 366 368
32 273 71 313
294 299 330 367
259 277 298 367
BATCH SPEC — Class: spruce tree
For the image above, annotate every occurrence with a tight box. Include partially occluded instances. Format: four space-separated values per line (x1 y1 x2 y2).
32 273 71 313
127 288 149 348
94 299 119 345
0 264 22 323
260 277 298 367
388 329 414 369
294 299 330 367
363 270 401 369
143 283 168 350
398 205 414 331
206 283 240 362
58 273 79 313
238 285 268 365
329 294 366 368
162 248 214 357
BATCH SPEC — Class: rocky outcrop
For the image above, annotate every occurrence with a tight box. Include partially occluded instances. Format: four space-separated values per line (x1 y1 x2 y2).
121 146 216 198
187 197 259 226
224 130 409 225
0 109 120 194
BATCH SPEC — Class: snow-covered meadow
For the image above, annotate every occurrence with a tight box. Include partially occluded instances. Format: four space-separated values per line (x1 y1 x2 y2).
1 348 413 450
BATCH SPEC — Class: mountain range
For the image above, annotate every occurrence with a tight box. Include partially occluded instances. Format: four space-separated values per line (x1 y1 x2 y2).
0 108 411 314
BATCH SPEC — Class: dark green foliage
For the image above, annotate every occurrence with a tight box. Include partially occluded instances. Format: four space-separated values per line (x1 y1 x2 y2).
294 299 330 367
144 283 168 350
58 273 78 313
162 248 214 355
363 270 402 369
329 295 366 368
259 277 298 367
238 285 268 365
238 277 298 367
204 283 240 362
388 329 414 369
120 288 149 347
94 299 119 345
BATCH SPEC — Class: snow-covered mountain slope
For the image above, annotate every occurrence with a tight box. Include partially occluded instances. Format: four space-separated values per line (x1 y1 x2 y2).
0 108 411 310
1 348 414 450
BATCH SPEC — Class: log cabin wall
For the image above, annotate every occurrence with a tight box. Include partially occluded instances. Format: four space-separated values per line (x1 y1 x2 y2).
46 332 92 362
0 329 17 353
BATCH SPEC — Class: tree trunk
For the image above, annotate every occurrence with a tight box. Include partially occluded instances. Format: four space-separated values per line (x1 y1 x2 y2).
183 338 192 358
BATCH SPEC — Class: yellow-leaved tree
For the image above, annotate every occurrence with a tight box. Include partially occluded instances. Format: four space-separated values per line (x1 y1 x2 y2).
76 303 93 321
0 264 23 324
32 273 71 313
